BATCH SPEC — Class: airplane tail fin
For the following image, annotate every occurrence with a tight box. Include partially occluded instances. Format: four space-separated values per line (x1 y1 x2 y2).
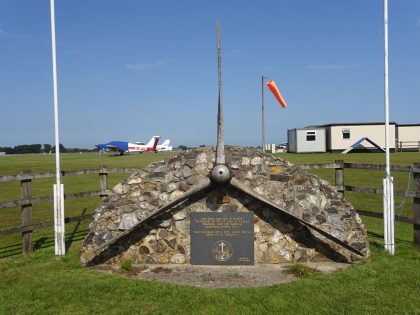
161 139 170 146
147 136 161 150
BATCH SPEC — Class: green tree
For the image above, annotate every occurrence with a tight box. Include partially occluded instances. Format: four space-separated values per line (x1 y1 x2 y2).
43 144 52 153
14 144 42 154
52 144 67 153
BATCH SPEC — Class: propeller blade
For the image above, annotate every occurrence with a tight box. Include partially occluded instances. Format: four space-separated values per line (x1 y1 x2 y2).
86 177 212 263
229 177 364 257
215 23 225 165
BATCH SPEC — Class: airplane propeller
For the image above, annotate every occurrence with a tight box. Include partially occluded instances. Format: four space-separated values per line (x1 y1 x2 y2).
85 24 363 265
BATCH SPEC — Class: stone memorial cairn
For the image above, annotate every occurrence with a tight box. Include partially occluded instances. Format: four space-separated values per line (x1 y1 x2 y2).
80 147 369 266
80 25 369 267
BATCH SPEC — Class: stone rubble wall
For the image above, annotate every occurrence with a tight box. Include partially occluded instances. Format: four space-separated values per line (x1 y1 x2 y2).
80 147 370 266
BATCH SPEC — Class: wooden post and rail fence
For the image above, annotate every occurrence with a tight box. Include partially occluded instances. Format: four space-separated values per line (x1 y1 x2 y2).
1 162 419 256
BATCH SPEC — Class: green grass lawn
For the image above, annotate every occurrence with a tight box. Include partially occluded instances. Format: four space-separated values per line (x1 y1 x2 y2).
0 241 419 315
0 151 419 314
0 151 175 175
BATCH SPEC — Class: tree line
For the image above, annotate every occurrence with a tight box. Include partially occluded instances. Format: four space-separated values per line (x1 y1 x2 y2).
0 144 94 154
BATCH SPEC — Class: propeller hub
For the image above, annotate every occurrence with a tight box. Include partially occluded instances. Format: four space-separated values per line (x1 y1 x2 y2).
211 164 231 184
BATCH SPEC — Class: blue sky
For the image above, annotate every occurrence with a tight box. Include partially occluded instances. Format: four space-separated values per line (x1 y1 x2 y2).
1 1 419 149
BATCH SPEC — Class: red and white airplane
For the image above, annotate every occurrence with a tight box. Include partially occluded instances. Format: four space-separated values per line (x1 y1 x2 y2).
96 136 160 155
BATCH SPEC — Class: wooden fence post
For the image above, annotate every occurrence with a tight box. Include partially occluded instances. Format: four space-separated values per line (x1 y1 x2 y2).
99 166 108 205
335 160 344 196
413 163 420 247
20 170 32 256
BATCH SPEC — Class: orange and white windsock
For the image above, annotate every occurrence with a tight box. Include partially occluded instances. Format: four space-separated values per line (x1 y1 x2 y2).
266 80 287 108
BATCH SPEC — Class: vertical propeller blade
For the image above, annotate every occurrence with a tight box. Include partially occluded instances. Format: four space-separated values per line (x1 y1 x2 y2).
215 23 225 165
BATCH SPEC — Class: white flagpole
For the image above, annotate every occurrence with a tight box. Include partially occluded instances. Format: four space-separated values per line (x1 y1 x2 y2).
50 0 65 256
383 0 394 255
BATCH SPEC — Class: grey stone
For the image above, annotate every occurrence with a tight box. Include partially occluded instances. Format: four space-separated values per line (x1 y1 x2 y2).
175 219 190 234
196 153 207 164
251 157 263 165
230 162 240 170
159 193 170 202
170 190 184 201
157 229 170 240
170 253 186 264
195 164 209 176
149 171 167 178
173 211 186 221
164 172 174 184
129 191 142 198
185 159 196 168
270 174 290 182
186 176 197 185
181 166 195 178
352 242 367 251
159 219 172 228
113 183 130 194
119 212 139 230
245 171 253 180
128 177 142 185
325 207 338 214
327 215 342 226
167 183 177 193
241 157 251 165
316 214 327 224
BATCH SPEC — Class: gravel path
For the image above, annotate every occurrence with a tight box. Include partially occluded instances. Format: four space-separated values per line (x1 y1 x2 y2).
95 262 350 288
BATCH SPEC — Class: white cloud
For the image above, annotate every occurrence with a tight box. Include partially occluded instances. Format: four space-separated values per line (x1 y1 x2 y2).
307 63 365 70
125 60 165 71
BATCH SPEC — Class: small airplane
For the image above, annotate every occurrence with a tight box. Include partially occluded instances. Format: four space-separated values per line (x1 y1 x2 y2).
156 139 173 152
96 136 160 155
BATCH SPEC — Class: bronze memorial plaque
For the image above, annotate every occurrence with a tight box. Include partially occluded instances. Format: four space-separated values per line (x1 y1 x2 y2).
190 212 254 265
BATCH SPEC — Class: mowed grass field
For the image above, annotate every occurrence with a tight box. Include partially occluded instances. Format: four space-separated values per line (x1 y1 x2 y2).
0 152 175 256
0 151 419 314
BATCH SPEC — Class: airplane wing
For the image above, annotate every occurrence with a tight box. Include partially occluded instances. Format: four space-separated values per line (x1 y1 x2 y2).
96 141 129 154
106 144 124 153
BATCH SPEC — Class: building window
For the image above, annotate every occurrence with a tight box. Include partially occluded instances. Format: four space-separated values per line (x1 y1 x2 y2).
306 131 316 141
342 129 351 139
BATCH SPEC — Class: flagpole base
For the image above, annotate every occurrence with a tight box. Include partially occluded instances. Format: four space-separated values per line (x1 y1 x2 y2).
383 177 395 255
53 184 65 256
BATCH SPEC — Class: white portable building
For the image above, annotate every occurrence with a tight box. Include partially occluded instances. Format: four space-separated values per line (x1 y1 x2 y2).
321 122 396 153
396 124 420 151
287 128 326 153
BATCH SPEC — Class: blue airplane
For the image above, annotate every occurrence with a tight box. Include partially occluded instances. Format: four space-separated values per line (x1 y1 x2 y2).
96 136 160 155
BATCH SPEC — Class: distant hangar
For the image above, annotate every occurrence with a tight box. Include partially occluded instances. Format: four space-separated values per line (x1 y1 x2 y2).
287 122 420 153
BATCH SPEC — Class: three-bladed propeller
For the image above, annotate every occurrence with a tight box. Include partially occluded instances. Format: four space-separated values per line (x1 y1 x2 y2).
84 25 363 265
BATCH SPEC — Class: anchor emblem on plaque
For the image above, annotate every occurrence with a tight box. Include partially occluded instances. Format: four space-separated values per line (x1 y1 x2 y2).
212 240 233 262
